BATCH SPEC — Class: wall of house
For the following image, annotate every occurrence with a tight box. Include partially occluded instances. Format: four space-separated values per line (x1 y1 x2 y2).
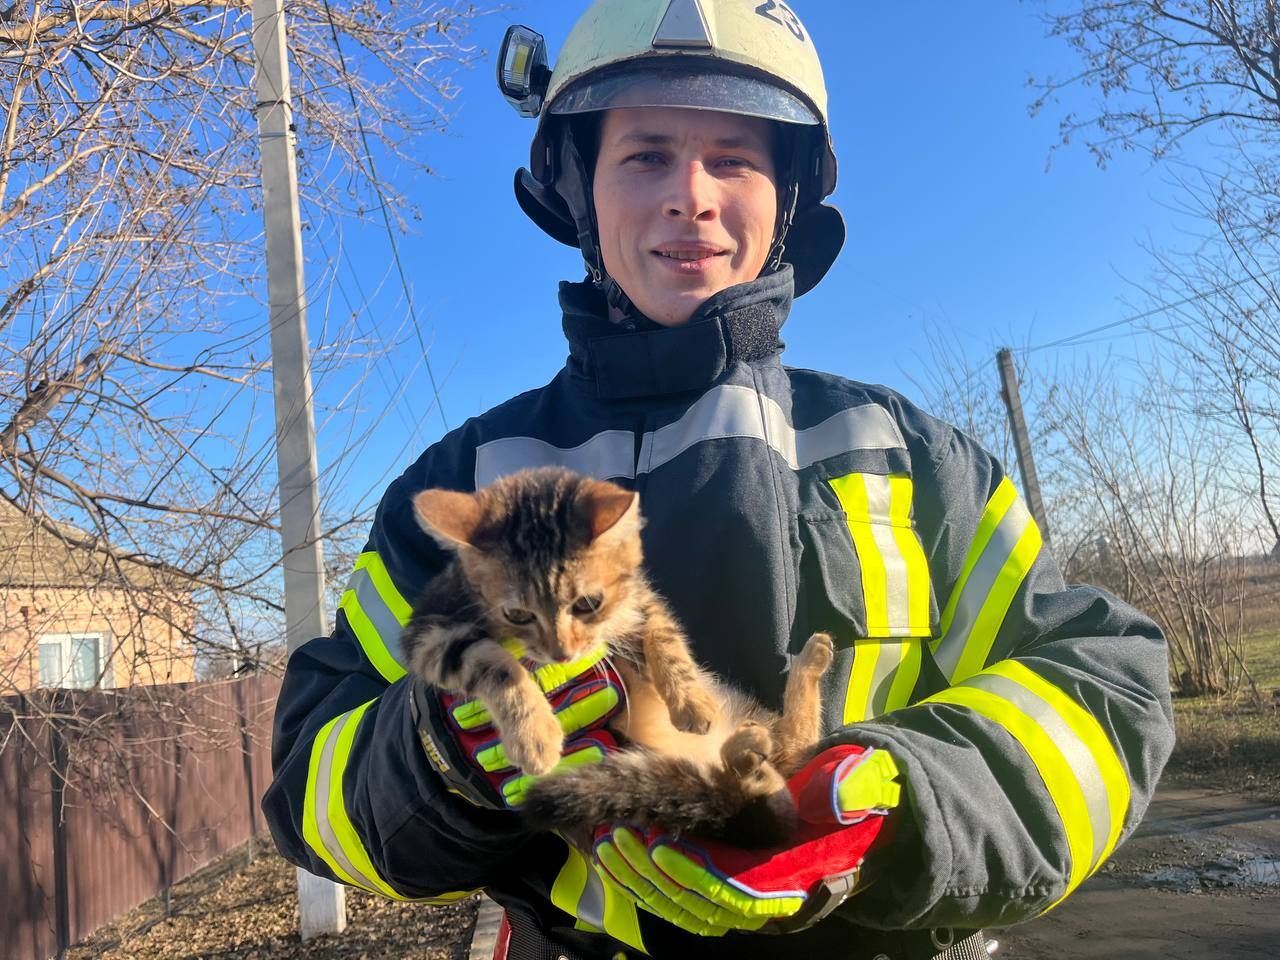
0 586 196 693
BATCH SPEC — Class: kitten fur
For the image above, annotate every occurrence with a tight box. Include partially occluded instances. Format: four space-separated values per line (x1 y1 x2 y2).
405 466 832 848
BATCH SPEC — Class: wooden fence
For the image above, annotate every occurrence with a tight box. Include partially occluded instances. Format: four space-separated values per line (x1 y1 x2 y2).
0 674 281 959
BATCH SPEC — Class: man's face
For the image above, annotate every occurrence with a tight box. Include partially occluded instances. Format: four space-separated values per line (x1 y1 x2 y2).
592 107 778 327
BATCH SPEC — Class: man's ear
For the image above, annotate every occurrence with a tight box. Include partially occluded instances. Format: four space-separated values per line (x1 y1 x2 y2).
576 479 639 542
412 489 486 550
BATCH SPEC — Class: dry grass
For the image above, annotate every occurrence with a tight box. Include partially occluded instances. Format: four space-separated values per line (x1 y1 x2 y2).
1164 628 1280 802
66 842 478 960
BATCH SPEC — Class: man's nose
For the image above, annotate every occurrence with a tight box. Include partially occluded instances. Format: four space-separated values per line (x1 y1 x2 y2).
663 162 718 222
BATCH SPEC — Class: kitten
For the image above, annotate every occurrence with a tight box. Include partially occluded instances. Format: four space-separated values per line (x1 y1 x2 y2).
405 466 832 848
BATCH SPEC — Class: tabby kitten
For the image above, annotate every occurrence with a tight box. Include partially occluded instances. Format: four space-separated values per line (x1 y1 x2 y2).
405 466 832 848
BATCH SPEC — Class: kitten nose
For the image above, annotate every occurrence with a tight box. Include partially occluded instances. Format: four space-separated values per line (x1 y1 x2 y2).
544 636 574 664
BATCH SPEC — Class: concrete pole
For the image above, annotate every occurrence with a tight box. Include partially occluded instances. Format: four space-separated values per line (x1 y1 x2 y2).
251 0 346 938
997 348 1052 549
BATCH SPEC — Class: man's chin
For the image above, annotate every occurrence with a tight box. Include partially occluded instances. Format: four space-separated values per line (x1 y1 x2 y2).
639 290 714 328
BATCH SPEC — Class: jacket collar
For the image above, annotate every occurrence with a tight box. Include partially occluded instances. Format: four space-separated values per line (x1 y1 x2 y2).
560 267 794 400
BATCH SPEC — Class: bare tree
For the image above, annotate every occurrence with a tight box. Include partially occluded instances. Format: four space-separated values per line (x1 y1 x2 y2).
1031 1 1280 164
1033 1 1280 558
1042 359 1261 695
0 1 482 698
904 323 1018 469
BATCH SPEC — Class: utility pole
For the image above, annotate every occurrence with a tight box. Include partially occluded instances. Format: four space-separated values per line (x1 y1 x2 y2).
252 0 346 939
996 348 1051 548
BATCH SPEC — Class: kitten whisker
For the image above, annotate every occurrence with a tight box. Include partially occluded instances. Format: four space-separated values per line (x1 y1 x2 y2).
601 652 633 730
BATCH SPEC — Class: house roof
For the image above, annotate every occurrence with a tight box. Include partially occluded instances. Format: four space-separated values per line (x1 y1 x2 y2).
0 499 178 591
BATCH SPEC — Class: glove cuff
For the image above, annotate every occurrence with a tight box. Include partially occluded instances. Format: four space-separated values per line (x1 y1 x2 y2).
792 744 902 826
412 678 504 808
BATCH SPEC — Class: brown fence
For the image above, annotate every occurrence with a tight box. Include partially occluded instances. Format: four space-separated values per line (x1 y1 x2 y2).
0 674 281 960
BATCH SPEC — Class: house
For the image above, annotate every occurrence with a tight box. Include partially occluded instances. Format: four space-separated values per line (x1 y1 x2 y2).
0 502 195 693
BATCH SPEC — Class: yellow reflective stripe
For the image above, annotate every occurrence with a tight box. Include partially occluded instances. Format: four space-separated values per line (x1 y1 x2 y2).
303 712 367 891
843 639 880 723
843 637 925 722
358 551 414 623
987 661 1131 882
889 475 932 634
829 473 932 637
340 590 406 683
925 684 1093 901
552 845 645 951
884 637 923 712
304 700 474 904
551 844 591 916
939 478 1018 637
830 474 888 630
340 551 411 684
932 478 1041 683
831 473 931 721
599 867 646 951
950 522 1042 683
326 701 409 900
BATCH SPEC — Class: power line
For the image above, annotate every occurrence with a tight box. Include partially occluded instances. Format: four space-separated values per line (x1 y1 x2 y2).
319 0 449 433
1022 274 1262 355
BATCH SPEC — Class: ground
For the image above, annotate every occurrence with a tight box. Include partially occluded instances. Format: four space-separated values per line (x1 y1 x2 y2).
65 841 479 960
995 786 1280 959
65 783 1278 959
66 636 1280 959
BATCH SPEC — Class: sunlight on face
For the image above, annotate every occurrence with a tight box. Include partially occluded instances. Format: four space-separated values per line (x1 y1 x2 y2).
593 107 778 327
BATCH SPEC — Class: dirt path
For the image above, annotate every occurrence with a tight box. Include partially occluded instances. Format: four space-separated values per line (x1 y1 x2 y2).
995 787 1280 959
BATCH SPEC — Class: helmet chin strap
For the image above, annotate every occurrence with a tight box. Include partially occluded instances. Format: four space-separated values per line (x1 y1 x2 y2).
550 121 645 328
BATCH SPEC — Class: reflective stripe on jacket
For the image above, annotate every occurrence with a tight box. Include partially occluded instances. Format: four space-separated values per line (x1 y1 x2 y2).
262 266 1174 958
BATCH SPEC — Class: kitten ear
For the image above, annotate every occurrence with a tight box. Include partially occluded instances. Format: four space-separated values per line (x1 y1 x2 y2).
577 480 639 541
412 488 486 550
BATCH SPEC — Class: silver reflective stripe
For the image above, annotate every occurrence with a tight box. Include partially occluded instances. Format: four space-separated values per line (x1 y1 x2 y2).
638 384 764 471
576 858 607 930
869 640 906 716
792 403 907 468
475 386 906 488
638 384 906 474
964 672 1112 872
932 495 1034 682
348 565 408 669
475 431 636 487
862 474 912 632
313 709 382 894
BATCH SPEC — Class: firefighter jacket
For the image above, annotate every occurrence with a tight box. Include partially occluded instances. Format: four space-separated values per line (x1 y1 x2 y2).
263 266 1175 959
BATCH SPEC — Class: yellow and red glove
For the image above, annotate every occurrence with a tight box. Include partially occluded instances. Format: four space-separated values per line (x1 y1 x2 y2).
413 641 625 809
593 744 902 936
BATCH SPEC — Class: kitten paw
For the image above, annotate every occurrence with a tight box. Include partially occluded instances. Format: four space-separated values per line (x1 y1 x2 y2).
668 687 718 734
722 721 774 777
799 632 835 674
504 707 564 777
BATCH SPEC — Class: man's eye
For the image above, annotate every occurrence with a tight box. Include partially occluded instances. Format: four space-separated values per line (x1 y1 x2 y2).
627 152 664 165
571 594 604 616
503 607 536 625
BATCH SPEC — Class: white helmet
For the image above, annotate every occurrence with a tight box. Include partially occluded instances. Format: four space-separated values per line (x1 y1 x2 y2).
500 0 845 306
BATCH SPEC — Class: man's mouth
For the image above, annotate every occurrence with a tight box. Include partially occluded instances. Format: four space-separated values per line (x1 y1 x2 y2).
652 244 727 267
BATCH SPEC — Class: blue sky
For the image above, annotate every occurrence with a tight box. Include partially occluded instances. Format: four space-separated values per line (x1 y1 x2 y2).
308 2 1203 507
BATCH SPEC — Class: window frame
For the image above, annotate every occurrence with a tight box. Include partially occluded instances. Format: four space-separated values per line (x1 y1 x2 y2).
36 631 113 689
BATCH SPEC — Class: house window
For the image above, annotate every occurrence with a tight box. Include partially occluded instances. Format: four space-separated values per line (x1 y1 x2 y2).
37 633 111 689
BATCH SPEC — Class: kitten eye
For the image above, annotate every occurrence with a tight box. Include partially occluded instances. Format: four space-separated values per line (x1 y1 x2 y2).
502 607 536 625
571 594 604 616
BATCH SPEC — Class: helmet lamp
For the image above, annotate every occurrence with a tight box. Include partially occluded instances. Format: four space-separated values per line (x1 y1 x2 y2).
498 25 551 119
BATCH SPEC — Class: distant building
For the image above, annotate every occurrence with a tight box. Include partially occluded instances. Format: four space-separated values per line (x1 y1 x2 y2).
0 503 195 692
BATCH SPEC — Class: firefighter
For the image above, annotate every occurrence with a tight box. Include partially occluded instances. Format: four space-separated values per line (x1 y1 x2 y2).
263 2 1175 958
